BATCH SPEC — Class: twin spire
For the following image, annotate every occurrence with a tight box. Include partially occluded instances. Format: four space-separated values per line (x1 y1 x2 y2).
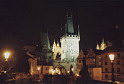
96 38 107 50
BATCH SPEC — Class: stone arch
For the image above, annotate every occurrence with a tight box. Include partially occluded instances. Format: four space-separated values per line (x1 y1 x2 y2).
54 65 66 75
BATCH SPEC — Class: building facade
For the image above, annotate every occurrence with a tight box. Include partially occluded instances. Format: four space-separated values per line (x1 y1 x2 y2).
77 49 102 80
102 46 124 81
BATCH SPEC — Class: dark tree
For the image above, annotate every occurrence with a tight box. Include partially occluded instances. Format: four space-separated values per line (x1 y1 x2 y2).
15 50 30 73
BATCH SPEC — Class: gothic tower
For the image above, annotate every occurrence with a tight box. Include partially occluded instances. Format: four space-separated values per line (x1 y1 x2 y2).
60 14 80 73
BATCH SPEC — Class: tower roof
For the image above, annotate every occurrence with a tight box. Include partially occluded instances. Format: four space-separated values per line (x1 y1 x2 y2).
40 32 51 50
66 14 74 34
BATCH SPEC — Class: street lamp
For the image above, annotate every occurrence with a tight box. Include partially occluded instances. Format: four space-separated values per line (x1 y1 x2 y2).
4 51 11 72
4 51 11 61
37 67 40 80
37 67 40 74
108 54 115 82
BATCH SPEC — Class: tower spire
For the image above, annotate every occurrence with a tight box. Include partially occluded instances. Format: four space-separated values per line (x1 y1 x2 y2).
102 38 105 44
96 42 100 50
100 38 107 50
66 14 74 34
78 25 80 36
52 39 56 52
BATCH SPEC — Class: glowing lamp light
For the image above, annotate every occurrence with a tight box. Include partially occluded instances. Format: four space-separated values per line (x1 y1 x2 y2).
71 68 74 71
4 51 11 61
109 54 115 62
52 70 55 75
76 74 79 76
37 67 40 71
67 71 70 73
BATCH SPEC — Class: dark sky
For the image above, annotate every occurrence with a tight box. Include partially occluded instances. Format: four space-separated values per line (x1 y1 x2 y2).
0 1 124 50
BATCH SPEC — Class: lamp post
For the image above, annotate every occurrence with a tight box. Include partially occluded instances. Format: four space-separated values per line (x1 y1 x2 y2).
37 67 40 78
4 51 10 61
4 51 11 72
108 54 115 82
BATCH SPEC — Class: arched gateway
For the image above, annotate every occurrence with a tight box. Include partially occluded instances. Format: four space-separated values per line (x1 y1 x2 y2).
49 64 67 75
54 65 66 75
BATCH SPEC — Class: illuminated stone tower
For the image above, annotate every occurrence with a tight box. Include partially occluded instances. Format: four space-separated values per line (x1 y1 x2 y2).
60 14 80 73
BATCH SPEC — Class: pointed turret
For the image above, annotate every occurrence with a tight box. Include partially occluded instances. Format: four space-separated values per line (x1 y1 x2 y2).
96 42 100 50
101 38 105 44
78 25 80 36
52 39 56 52
57 42 60 47
100 38 107 50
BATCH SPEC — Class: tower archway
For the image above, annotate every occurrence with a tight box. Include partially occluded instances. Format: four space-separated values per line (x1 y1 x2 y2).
54 65 66 75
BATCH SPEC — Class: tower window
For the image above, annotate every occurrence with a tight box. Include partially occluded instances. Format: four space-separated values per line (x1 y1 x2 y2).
117 60 120 65
71 57 74 61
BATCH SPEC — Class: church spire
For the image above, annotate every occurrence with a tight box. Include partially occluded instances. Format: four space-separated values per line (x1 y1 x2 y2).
96 42 100 50
100 38 107 50
101 38 105 44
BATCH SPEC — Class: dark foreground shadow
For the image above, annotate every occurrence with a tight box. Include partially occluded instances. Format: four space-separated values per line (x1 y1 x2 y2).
76 78 115 84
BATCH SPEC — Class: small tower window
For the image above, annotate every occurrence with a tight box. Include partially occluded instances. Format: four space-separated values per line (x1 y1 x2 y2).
71 57 74 61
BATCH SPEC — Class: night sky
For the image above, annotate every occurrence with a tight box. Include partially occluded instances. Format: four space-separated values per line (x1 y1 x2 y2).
0 1 124 50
